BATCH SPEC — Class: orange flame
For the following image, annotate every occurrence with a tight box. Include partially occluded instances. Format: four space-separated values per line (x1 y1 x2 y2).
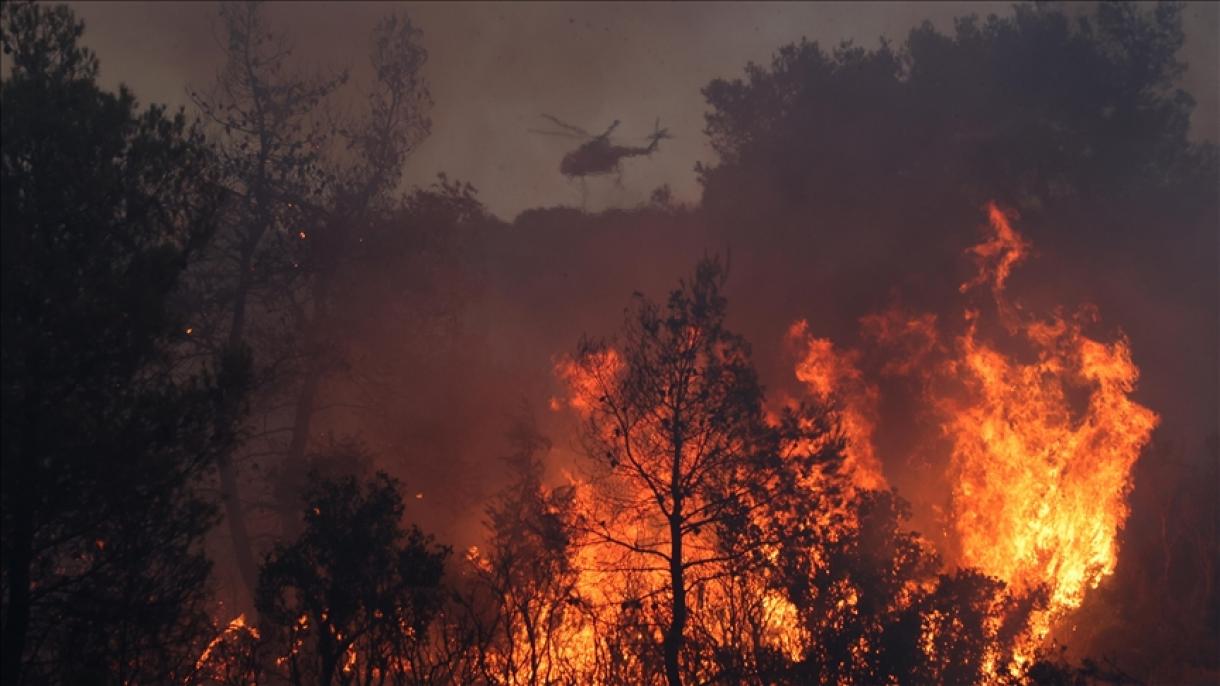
780 203 1158 665
944 205 1158 646
945 317 1158 648
552 348 623 415
787 320 886 490
960 201 1030 296
193 613 260 674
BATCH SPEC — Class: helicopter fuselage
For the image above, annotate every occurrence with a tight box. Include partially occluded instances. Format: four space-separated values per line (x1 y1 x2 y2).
559 137 662 178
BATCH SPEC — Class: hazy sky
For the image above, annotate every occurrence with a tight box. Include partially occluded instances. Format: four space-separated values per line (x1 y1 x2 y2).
68 1 1219 219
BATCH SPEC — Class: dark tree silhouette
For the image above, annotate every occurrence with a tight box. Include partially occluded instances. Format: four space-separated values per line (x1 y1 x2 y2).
257 470 449 686
1 3 245 682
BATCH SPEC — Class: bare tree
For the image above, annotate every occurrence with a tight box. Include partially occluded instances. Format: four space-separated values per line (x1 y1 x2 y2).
189 3 434 598
272 11 433 539
189 0 345 598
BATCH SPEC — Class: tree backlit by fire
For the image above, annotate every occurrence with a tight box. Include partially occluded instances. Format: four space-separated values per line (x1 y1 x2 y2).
553 259 845 685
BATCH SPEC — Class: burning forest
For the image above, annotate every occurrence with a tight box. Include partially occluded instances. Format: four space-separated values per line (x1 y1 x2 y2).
2 2 1217 685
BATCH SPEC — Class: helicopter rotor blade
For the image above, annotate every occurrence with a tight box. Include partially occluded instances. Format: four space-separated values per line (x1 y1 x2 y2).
638 117 672 142
528 128 586 139
641 118 674 142
539 114 590 138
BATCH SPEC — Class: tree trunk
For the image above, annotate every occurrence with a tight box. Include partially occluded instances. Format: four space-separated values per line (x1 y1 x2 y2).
665 510 686 686
318 632 338 686
665 414 686 686
219 250 259 600
217 450 259 598
278 272 331 538
279 362 321 538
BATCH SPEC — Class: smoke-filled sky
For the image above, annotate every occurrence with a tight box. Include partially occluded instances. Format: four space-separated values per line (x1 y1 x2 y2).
70 1 1218 219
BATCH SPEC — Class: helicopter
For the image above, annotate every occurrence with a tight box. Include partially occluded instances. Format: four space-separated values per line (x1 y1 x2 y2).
530 114 673 181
